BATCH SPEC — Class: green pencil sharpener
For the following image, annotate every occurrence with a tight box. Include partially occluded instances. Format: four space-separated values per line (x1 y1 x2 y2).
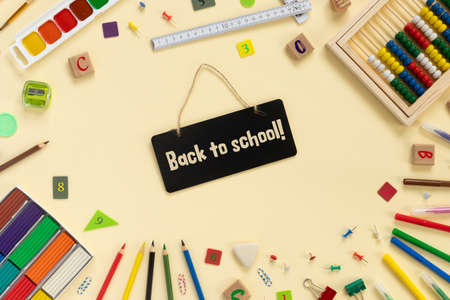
22 80 51 109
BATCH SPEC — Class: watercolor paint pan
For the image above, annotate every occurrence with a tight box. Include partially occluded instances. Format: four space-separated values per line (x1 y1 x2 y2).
0 187 92 299
9 0 121 69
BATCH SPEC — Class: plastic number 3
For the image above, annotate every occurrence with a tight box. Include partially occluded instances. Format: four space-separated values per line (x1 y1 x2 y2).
242 44 250 54
231 289 245 300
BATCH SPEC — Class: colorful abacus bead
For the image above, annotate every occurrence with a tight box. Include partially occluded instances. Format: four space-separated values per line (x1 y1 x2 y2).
386 40 434 87
405 23 430 49
429 2 449 25
367 55 416 104
378 48 425 96
420 7 450 42
394 32 442 78
412 15 450 60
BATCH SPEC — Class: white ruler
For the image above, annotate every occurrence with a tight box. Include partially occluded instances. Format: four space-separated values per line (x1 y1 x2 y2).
151 0 312 50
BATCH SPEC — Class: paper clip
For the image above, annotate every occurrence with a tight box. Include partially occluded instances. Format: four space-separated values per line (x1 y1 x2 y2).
177 273 187 295
303 279 337 300
345 278 366 299
343 226 358 238
257 267 272 287
77 276 92 295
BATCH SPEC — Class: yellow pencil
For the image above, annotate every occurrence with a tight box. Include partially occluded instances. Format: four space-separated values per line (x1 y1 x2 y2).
122 243 145 300
382 253 428 300
0 0 34 31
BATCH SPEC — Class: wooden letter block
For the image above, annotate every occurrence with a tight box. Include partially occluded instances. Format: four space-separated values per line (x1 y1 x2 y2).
412 144 435 165
330 0 351 11
68 52 95 78
286 33 314 60
223 280 251 300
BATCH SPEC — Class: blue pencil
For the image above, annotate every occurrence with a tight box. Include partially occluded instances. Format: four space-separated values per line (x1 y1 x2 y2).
181 240 205 300
391 237 450 283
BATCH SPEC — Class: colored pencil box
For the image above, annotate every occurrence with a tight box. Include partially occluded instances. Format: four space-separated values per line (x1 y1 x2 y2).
9 0 120 68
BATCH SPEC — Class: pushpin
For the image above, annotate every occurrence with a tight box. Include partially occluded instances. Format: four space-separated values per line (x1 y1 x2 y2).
128 21 140 34
342 226 357 238
325 265 341 271
345 279 366 299
423 192 430 199
373 225 381 240
308 252 317 262
303 278 337 300
269 254 277 263
139 1 146 8
353 252 368 263
162 11 176 24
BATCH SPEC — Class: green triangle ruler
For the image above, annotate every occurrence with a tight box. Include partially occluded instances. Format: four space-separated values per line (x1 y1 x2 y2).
84 210 118 231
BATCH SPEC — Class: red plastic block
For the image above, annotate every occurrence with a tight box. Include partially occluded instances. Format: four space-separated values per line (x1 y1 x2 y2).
205 248 222 265
377 182 397 202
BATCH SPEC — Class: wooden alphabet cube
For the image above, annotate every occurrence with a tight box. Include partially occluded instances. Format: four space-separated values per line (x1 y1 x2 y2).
286 33 314 60
330 0 351 11
412 144 435 165
68 52 95 78
223 280 251 300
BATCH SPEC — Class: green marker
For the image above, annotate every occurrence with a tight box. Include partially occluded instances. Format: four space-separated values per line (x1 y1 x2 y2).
422 273 449 300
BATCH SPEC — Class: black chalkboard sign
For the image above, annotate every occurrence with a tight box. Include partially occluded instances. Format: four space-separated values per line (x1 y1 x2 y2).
151 99 297 193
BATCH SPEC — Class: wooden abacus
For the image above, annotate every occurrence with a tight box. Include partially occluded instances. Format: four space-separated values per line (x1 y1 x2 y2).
327 0 450 125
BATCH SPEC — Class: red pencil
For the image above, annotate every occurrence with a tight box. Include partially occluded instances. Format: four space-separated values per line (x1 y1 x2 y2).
97 243 126 300
395 213 450 233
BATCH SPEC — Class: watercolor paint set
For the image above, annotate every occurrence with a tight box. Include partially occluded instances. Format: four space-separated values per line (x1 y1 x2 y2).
9 0 121 68
0 187 92 300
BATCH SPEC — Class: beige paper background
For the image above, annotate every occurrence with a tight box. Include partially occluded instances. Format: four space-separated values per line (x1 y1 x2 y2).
0 0 449 299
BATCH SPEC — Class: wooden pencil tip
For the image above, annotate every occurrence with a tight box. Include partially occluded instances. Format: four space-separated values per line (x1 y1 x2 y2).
152 240 155 247
121 243 126 249
163 244 166 250
181 240 185 246
44 140 50 144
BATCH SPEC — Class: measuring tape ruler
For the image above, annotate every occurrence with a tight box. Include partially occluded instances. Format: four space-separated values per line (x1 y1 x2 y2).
151 0 312 50
284 0 311 24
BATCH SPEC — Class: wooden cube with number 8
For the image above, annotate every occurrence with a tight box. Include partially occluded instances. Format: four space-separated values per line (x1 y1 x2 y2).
205 248 222 265
53 176 68 199
237 40 255 58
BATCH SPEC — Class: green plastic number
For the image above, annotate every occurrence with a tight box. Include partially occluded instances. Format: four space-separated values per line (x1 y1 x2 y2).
231 289 245 299
242 44 250 54
210 253 217 261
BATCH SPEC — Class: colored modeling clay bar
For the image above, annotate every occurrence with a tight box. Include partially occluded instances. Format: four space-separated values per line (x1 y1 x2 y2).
0 188 92 299
9 0 121 68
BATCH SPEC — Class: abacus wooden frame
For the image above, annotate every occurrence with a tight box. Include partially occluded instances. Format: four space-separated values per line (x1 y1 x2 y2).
327 0 449 125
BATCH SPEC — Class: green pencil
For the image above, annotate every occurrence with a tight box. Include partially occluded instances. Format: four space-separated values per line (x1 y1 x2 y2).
163 244 174 300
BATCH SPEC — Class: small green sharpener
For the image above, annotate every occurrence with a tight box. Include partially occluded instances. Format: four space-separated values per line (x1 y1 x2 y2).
22 80 51 109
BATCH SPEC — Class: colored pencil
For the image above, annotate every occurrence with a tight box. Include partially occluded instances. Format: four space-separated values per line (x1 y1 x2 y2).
145 241 155 300
0 0 34 31
392 228 450 262
181 240 205 300
395 213 450 232
163 244 174 300
121 243 145 300
96 243 126 300
391 237 450 283
382 253 427 300
0 141 49 173
403 178 450 187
